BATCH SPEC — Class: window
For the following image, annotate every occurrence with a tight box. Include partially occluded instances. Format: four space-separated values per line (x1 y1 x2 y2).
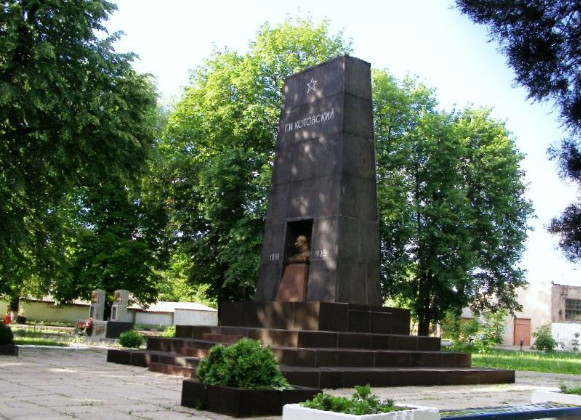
565 299 581 321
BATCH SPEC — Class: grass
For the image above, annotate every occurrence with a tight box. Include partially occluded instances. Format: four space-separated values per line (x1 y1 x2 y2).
10 325 87 347
561 385 581 395
471 349 581 375
14 337 68 346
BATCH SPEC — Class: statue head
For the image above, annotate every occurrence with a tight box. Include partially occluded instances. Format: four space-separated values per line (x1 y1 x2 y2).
294 235 309 252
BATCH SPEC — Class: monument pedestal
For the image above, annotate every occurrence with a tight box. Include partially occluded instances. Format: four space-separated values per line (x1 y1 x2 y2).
275 264 309 302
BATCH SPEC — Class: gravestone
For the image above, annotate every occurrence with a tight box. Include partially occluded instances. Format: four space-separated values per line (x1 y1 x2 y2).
89 289 106 320
110 289 131 322
256 55 381 305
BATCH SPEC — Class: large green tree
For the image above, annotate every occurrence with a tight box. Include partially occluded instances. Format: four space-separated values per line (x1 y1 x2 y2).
0 0 159 302
374 70 533 335
455 0 581 264
160 18 351 303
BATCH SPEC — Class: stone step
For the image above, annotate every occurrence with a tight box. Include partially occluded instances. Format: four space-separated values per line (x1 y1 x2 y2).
149 362 194 378
107 349 199 369
280 366 515 389
271 347 471 368
113 343 470 372
174 326 441 351
107 349 172 368
181 347 210 358
201 333 244 344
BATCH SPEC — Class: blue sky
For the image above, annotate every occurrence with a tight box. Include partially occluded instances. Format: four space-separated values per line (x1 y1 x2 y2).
106 0 579 287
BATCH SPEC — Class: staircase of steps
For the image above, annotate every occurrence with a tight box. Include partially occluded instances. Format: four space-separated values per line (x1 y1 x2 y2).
107 302 515 388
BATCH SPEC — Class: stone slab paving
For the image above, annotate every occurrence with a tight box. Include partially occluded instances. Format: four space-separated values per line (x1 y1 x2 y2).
1 346 580 419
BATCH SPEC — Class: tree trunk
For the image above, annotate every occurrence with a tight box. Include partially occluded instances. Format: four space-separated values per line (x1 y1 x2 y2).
8 296 19 314
418 316 431 336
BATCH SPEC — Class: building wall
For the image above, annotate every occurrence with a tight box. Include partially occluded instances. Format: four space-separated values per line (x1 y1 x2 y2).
552 283 581 322
501 280 552 346
174 308 218 326
552 322 581 351
133 311 171 326
15 300 89 323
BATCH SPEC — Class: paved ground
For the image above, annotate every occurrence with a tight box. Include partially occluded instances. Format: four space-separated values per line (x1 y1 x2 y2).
1 346 580 419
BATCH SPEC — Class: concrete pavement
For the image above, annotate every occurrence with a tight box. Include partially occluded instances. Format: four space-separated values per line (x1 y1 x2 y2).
1 346 580 419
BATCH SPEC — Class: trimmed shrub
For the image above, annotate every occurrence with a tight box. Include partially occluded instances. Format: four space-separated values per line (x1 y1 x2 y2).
196 338 290 390
0 323 14 345
119 329 144 348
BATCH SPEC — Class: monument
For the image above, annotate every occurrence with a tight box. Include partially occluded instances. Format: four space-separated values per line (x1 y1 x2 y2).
110 289 131 323
256 55 382 305
108 56 515 391
89 289 106 320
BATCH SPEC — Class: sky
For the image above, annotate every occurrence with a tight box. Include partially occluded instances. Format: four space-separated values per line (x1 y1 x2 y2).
105 0 580 287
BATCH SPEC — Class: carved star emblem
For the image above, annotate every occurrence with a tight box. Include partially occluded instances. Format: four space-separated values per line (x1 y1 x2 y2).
306 78 317 94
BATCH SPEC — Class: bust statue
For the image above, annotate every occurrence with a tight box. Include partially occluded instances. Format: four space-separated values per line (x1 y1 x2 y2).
287 235 310 264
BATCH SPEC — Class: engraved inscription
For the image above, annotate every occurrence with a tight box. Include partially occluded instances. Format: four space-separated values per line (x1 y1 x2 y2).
284 108 335 133
313 249 328 259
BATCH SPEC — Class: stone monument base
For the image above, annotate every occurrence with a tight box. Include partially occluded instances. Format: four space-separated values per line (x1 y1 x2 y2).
91 321 133 339
107 301 514 389
275 264 309 302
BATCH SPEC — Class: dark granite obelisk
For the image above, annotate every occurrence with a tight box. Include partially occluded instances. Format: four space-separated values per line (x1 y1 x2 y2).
256 55 382 305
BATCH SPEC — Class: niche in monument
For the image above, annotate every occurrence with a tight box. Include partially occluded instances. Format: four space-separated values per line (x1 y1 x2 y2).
256 55 382 305
274 219 313 302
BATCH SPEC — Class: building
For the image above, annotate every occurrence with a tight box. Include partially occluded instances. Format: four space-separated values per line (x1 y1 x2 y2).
501 281 581 350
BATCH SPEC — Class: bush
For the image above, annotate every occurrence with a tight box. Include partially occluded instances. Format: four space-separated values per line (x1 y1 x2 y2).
119 329 144 348
532 324 557 352
196 338 290 390
0 323 14 344
161 325 176 338
301 385 403 415
441 310 505 353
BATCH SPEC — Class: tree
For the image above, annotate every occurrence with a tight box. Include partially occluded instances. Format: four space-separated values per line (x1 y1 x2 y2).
159 18 351 303
0 1 159 301
53 175 168 310
374 70 532 335
455 0 581 263
456 0 581 134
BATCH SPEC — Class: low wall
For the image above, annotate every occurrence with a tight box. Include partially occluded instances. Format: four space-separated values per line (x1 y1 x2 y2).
552 322 581 351
175 308 218 326
133 311 171 326
0 300 89 324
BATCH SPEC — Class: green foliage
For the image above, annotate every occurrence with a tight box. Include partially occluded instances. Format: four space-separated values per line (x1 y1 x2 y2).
560 385 581 396
55 176 167 307
119 330 144 348
456 0 581 135
161 325 176 338
0 0 161 303
457 0 581 270
532 324 558 352
441 310 507 353
301 385 402 415
375 70 532 335
472 349 581 375
196 338 289 390
0 323 14 345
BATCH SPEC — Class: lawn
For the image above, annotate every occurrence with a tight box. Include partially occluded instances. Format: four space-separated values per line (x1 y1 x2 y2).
11 325 84 347
471 349 581 375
